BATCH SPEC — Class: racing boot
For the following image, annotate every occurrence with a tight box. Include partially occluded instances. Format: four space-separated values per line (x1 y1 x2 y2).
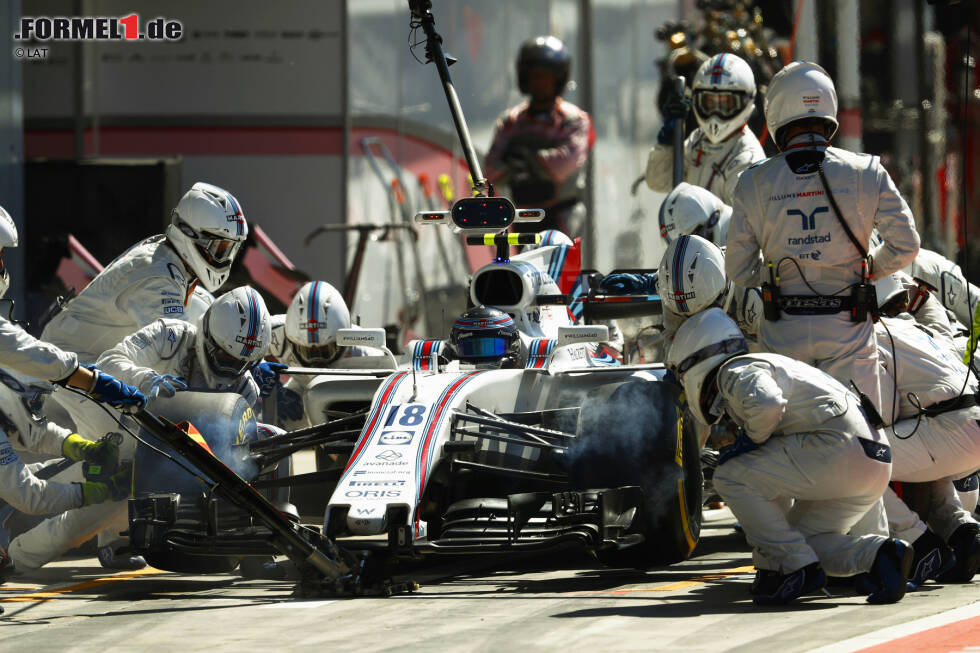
750 568 779 595
937 523 980 584
907 528 956 590
864 538 914 604
98 545 147 571
751 562 826 605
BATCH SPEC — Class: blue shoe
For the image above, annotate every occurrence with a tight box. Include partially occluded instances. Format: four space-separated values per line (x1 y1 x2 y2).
938 523 980 583
908 529 956 590
866 539 914 604
98 545 147 571
752 562 826 605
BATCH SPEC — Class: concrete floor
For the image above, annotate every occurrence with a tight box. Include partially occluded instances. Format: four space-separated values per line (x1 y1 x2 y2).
1 509 977 652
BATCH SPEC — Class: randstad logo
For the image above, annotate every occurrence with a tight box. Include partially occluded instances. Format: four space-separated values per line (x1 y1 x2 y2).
787 233 831 246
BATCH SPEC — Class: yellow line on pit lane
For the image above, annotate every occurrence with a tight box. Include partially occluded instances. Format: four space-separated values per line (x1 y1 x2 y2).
608 565 756 594
0 567 164 602
561 564 756 596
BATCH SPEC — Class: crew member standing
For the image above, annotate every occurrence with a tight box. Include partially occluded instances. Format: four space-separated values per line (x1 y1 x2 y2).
725 61 919 411
645 53 765 205
485 36 595 237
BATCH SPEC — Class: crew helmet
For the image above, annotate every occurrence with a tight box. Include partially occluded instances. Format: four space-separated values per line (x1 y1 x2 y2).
875 271 911 317
516 36 571 97
658 182 732 246
284 281 351 367
691 53 757 144
167 182 248 293
765 61 839 150
657 234 730 316
666 307 748 425
195 286 271 389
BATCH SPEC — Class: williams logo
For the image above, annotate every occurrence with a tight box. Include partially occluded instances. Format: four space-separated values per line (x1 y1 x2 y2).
787 206 828 230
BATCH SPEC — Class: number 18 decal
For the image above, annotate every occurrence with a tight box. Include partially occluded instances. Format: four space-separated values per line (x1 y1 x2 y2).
383 404 428 428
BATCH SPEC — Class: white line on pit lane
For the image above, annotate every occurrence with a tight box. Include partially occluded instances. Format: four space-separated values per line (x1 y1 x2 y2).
261 600 343 609
808 600 980 653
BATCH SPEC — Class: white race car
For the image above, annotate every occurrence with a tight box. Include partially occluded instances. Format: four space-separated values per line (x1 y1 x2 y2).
125 213 701 579
301 207 701 569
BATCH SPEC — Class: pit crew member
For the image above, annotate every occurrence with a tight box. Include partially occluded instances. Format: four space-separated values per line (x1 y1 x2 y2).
645 53 765 205
726 61 920 414
668 308 910 605
5 287 270 574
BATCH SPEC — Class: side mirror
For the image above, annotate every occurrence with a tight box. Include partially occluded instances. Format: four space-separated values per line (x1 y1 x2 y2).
337 328 386 350
336 327 398 368
555 325 609 349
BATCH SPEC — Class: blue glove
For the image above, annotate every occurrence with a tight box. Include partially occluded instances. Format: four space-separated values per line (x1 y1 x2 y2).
599 273 658 295
717 431 759 465
253 362 289 399
84 365 146 412
276 385 304 422
145 374 188 399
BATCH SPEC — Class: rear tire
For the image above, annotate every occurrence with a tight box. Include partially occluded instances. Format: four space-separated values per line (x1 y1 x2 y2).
572 380 702 568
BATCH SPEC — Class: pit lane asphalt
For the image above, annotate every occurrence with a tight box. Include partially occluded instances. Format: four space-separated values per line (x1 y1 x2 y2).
1 509 977 652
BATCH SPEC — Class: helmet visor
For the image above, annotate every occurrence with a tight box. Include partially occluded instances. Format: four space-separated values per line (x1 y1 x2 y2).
204 335 255 377
293 341 341 368
456 336 512 359
198 236 240 268
694 90 746 120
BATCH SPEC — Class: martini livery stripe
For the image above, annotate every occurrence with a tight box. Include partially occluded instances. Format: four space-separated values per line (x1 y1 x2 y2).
673 235 690 314
307 281 321 344
414 371 485 535
226 192 245 236
240 288 259 356
710 53 727 84
547 245 569 285
340 372 408 478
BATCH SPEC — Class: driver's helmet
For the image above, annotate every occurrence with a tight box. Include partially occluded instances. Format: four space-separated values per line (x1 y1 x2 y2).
450 305 522 368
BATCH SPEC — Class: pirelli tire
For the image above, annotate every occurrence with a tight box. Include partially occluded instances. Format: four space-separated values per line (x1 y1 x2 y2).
572 379 702 568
